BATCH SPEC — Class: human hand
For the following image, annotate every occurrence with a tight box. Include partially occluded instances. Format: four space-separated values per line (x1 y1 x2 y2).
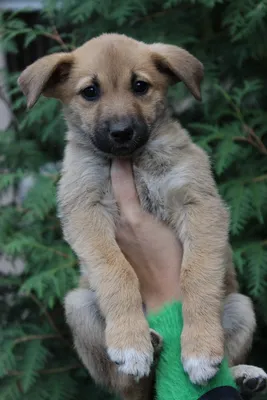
111 159 183 313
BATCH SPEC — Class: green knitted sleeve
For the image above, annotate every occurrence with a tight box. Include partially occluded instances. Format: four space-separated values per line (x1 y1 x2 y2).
147 302 236 400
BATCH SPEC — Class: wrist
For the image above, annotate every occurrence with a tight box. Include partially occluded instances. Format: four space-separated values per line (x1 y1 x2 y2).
145 292 181 313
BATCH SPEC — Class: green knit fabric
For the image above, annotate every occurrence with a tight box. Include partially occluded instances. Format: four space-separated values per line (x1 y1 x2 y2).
147 302 236 400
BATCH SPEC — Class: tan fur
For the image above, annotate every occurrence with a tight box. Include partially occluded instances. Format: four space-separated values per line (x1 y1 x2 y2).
65 288 259 400
18 33 263 398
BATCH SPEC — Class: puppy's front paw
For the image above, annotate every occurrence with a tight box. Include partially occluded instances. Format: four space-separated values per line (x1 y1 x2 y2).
107 347 153 379
181 327 223 385
106 321 153 379
182 355 222 385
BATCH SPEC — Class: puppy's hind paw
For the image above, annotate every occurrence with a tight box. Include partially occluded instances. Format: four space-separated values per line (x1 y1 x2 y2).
232 365 267 396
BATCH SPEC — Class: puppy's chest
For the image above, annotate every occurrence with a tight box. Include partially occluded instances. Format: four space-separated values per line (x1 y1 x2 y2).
133 169 167 219
102 166 170 222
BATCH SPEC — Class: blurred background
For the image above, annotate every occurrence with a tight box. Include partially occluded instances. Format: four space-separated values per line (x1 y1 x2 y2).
0 0 267 399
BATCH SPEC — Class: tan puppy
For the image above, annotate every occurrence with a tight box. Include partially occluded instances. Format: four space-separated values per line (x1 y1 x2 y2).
18 34 266 399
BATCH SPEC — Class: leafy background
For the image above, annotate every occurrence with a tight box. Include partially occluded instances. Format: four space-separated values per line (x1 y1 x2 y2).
1 0 267 399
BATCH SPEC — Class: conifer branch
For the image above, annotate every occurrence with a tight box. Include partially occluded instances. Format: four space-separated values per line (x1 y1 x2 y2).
28 293 75 351
133 6 180 24
16 380 23 393
243 124 267 155
43 27 69 50
252 174 267 183
2 2 267 398
43 12 74 50
233 135 260 151
234 127 267 155
28 293 62 337
14 334 60 344
7 363 81 376
21 240 71 259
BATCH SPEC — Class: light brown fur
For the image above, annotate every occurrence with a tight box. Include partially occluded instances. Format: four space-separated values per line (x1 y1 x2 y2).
18 33 266 399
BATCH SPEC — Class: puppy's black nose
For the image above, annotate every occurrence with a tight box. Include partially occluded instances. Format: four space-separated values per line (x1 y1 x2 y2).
109 122 134 144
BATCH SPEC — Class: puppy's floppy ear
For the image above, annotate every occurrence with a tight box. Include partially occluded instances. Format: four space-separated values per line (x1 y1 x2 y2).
18 52 74 109
150 43 204 101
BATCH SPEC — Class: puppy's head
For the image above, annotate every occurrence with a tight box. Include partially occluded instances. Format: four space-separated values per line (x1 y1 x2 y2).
18 34 203 156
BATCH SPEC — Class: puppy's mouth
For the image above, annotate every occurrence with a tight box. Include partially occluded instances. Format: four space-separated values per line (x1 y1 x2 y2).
93 135 149 157
92 117 149 157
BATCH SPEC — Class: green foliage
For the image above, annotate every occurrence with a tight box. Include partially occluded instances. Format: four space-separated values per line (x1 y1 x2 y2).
20 340 49 391
1 0 267 399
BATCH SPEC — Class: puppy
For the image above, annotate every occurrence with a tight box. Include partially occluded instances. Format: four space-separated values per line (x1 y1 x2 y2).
18 33 266 399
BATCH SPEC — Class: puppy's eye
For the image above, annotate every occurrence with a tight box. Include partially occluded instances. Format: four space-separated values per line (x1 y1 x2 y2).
80 84 100 101
132 80 150 95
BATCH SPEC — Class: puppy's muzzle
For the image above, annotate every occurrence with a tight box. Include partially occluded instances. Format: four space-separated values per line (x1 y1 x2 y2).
94 116 149 156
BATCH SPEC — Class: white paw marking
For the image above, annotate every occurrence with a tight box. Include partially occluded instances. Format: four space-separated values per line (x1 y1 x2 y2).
108 347 153 379
234 365 267 392
183 356 222 385
244 366 267 380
